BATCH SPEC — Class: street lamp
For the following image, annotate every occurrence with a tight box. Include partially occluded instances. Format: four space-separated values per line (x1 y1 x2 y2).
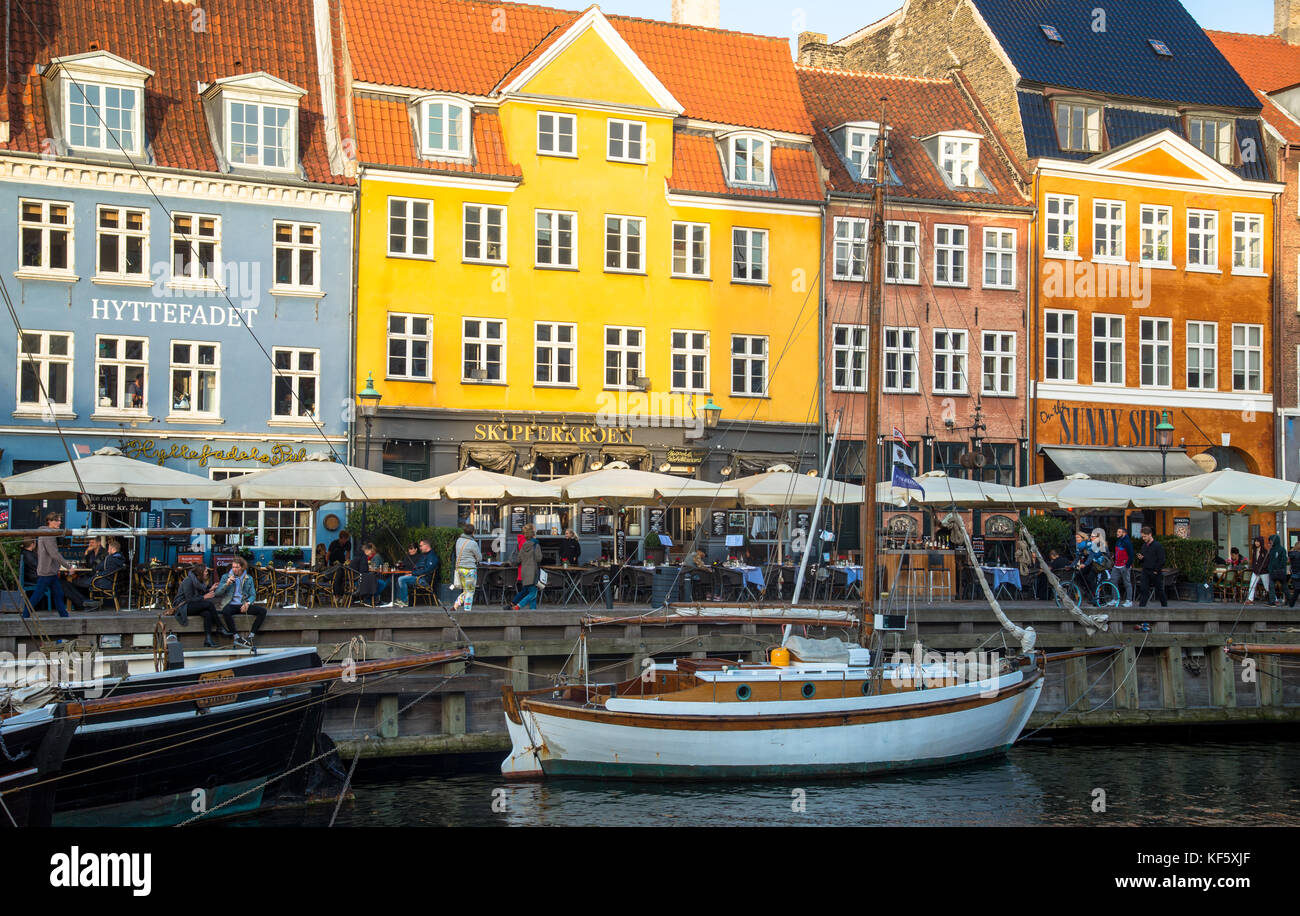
1155 409 1175 483
697 397 722 439
357 372 383 539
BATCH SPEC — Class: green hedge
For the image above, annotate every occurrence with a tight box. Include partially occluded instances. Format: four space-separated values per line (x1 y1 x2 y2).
1019 512 1074 559
0 540 24 590
1163 537 1216 584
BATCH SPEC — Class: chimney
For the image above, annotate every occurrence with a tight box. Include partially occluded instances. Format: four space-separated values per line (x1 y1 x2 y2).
1277 0 1300 43
797 31 847 69
671 0 719 29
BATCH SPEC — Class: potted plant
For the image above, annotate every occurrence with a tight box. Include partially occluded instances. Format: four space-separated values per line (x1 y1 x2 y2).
1164 537 1216 603
643 530 665 565
273 547 306 567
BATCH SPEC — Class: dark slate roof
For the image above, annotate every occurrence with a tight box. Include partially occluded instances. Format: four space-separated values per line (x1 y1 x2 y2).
974 0 1261 110
1018 92 1086 161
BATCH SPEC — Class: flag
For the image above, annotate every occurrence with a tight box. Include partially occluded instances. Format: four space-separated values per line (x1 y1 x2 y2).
892 464 924 496
892 427 909 448
891 443 915 471
74 443 91 457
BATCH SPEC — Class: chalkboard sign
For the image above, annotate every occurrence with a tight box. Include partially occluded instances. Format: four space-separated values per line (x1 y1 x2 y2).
78 494 149 514
510 506 526 534
971 536 985 562
579 506 598 534
711 511 726 537
214 554 237 580
615 529 627 561
146 510 163 529
648 508 665 533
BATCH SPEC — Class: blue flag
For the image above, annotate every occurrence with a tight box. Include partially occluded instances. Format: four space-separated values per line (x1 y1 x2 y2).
892 464 924 496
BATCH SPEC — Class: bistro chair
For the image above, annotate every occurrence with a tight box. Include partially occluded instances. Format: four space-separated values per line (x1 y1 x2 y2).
307 565 344 608
252 565 277 607
89 567 126 612
409 576 441 608
926 553 953 603
136 566 174 611
273 568 301 608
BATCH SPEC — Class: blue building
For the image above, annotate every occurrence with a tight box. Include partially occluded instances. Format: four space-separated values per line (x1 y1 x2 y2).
0 0 356 559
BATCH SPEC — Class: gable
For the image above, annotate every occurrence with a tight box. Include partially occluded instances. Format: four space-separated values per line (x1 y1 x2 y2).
517 25 665 111
1101 146 1210 182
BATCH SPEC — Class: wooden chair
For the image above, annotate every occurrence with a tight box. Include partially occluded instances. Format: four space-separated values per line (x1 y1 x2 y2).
410 575 441 608
89 567 126 612
252 566 277 608
307 565 344 608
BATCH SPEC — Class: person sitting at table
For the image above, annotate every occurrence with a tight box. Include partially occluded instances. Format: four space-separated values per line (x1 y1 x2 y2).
66 537 126 609
683 548 717 602
313 543 329 571
560 529 582 565
174 564 222 646
1227 547 1244 569
205 556 266 650
81 536 104 569
388 539 439 608
399 543 419 571
511 525 543 610
351 542 389 605
328 530 353 566
1042 548 1073 600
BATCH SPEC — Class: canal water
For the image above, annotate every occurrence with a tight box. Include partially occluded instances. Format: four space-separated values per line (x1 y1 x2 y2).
244 737 1300 827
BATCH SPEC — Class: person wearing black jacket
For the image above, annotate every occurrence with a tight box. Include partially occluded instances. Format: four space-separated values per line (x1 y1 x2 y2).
1287 541 1300 608
559 529 582 565
173 565 223 646
1136 526 1167 608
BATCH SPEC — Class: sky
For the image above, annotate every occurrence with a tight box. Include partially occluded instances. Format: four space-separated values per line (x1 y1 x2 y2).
587 0 1274 51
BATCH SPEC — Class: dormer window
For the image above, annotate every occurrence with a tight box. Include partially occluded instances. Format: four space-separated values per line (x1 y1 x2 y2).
939 134 979 187
45 51 153 158
1055 100 1103 152
728 134 770 186
421 98 470 159
845 125 879 181
201 72 305 174
1187 116 1234 165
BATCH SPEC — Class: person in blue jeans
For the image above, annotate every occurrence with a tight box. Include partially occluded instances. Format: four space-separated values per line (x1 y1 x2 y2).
25 513 73 618
511 525 543 610
388 538 439 607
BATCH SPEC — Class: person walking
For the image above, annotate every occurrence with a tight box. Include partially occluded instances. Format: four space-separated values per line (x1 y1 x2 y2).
1265 533 1287 607
1136 526 1168 609
1113 527 1135 608
511 524 543 610
25 513 73 618
205 556 267 650
1245 535 1271 604
451 524 482 613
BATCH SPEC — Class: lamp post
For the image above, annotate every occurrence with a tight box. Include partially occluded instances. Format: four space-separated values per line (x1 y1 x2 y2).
1155 409 1175 483
698 397 722 440
357 372 383 540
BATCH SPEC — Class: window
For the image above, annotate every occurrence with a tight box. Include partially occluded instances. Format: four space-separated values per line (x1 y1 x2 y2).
463 318 505 383
1045 194 1077 256
211 469 312 548
1186 321 1217 390
1139 318 1171 388
68 81 139 153
171 213 220 284
933 329 968 394
1232 324 1263 392
1044 310 1077 382
535 322 576 387
883 327 919 393
729 135 769 185
538 112 576 156
19 199 73 274
273 221 319 291
731 334 768 396
1232 213 1264 274
605 326 645 390
672 222 709 278
387 313 432 380
95 206 147 279
732 227 767 283
934 225 967 286
272 347 318 420
1093 200 1125 260
170 341 220 416
1187 210 1218 270
885 221 919 283
1149 39 1173 57
846 127 878 180
227 100 293 169
671 330 710 392
463 204 506 263
833 218 868 280
422 99 468 157
95 336 147 413
535 209 576 268
1187 117 1233 164
607 119 645 163
17 331 73 412
939 136 978 187
983 228 1016 289
1055 101 1102 152
388 197 432 259
605 215 645 273
1140 205 1172 266
832 324 868 392
981 331 1016 396
1041 24 1063 42
1092 315 1125 386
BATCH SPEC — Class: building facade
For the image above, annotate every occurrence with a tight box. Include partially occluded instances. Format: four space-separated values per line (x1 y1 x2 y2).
337 2 823 558
0 0 355 554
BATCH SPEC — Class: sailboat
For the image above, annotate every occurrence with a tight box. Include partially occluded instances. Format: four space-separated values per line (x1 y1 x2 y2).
500 128 1047 779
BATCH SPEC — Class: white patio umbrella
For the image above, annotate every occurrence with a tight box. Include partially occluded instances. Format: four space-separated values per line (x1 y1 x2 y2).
1022 473 1198 510
415 468 561 501
0 446 232 499
229 452 424 502
1145 468 1300 513
732 466 864 565
877 470 1054 509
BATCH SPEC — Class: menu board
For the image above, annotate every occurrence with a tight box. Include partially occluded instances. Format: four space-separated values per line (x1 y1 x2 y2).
711 511 726 537
971 536 985 563
615 529 627 560
509 506 526 534
579 506 598 535
648 508 666 533
214 553 237 580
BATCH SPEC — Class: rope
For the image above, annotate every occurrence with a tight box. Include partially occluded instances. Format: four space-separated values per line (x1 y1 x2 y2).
1019 639 1139 740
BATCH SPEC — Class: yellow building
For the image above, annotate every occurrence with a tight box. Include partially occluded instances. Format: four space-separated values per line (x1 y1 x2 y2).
337 2 823 552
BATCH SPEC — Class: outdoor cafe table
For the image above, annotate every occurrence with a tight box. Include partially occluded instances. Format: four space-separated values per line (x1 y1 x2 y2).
276 567 313 609
981 565 1021 599
543 564 594 605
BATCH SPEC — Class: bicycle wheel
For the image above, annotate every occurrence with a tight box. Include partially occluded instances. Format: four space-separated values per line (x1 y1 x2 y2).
1096 580 1120 608
1054 581 1082 608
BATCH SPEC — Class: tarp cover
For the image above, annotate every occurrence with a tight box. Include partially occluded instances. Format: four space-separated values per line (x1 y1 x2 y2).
785 635 854 663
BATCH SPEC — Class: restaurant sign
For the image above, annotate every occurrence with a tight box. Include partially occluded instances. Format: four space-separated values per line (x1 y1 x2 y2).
1039 402 1171 448
121 439 309 468
473 423 632 444
77 495 150 514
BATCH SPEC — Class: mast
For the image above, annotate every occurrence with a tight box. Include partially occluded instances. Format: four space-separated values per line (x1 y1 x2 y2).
858 109 888 647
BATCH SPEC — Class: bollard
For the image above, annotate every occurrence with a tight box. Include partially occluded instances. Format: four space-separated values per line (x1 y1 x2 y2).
602 572 613 609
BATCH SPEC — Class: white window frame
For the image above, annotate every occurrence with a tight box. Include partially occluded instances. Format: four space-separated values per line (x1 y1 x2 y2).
885 220 920 284
728 134 770 186
535 209 577 269
1092 199 1125 262
1187 116 1234 165
981 331 1016 397
16 330 74 415
604 325 645 391
169 212 221 287
537 111 576 157
1044 194 1078 258
982 227 1016 289
420 97 470 159
1187 209 1219 272
1055 100 1103 152
731 227 768 283
66 79 142 155
845 126 878 181
463 318 506 384
1044 309 1077 383
270 346 320 422
882 327 920 394
934 224 968 286
1231 323 1263 393
1091 314 1125 387
604 215 645 274
94 205 149 281
730 334 769 397
463 203 506 264
18 198 75 277
831 324 868 392
93 334 148 416
1231 213 1265 276
670 329 710 393
271 220 321 293
225 98 295 171
387 197 432 260
607 118 646 163
1186 320 1217 391
833 217 868 281
1139 317 1172 389
386 312 433 381
168 340 221 418
939 135 979 187
210 468 314 550
534 321 577 388
1140 205 1173 267
932 328 969 395
672 222 710 279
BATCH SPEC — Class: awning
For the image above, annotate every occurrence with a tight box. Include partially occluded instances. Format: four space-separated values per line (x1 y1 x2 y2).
531 443 587 475
599 445 650 470
1039 446 1202 487
459 443 517 474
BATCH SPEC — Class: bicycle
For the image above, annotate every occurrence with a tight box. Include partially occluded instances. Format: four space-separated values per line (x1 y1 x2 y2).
1053 565 1120 609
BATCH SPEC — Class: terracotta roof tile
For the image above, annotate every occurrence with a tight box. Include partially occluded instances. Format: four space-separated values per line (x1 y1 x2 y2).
1208 31 1300 146
3 0 350 185
667 131 821 203
353 94 522 177
795 66 1028 208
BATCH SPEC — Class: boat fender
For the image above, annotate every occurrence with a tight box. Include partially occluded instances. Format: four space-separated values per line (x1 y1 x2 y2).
165 634 185 671
770 647 790 667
